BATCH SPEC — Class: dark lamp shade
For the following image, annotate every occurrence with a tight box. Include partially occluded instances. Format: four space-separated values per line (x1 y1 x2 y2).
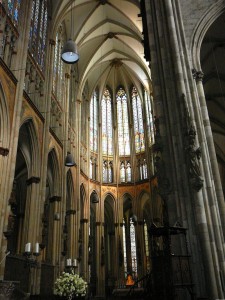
65 152 75 167
91 192 99 203
61 39 79 64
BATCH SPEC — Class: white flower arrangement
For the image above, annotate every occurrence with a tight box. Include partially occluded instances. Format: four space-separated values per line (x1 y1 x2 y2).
54 271 87 300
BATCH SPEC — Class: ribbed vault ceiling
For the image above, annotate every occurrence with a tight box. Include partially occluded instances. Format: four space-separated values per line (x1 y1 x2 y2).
200 12 225 165
52 0 151 97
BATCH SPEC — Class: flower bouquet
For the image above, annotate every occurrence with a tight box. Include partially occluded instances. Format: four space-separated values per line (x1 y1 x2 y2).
54 271 87 300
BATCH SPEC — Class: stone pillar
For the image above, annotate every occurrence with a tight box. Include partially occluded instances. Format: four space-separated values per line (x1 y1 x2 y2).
0 0 33 279
136 220 145 280
145 0 224 298
95 221 105 299
80 218 89 281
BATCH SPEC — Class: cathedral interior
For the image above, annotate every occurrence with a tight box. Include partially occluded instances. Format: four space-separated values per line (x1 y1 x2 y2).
0 0 225 299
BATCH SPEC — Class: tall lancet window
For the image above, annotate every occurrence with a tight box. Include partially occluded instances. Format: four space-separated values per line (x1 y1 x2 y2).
7 0 21 25
102 88 113 156
132 86 145 153
123 217 137 276
120 160 132 183
144 220 150 271
130 218 137 274
90 90 98 152
29 0 48 71
103 160 113 183
53 25 65 101
116 87 130 156
123 219 127 273
144 91 154 145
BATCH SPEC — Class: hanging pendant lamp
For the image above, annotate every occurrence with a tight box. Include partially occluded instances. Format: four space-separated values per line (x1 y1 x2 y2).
61 39 79 64
61 0 79 64
65 152 76 167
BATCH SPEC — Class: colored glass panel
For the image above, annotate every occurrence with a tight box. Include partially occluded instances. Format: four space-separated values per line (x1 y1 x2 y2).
116 87 130 156
90 91 98 152
132 86 145 153
144 91 154 145
102 88 113 156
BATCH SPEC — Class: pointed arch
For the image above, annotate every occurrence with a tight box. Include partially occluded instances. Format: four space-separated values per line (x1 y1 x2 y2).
191 0 225 69
66 169 75 211
0 82 10 148
80 183 87 217
18 119 41 178
47 148 61 197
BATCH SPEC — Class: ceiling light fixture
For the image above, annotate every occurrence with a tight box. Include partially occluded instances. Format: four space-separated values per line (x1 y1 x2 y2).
61 1 79 64
65 152 76 167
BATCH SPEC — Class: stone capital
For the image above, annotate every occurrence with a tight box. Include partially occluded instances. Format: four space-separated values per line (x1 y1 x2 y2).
49 195 61 202
80 218 88 223
0 147 9 156
26 176 40 185
66 209 76 215
193 69 204 82
49 39 56 46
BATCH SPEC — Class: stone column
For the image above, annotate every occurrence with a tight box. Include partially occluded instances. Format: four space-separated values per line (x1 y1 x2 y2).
145 0 224 298
80 218 89 281
0 0 33 278
95 221 105 299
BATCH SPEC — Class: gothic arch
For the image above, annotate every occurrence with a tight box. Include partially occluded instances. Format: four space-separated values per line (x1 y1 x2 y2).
0 82 10 148
47 148 61 197
136 191 152 226
122 193 134 223
18 118 40 177
80 183 87 217
66 169 74 210
191 0 225 69
104 194 115 229
151 187 164 226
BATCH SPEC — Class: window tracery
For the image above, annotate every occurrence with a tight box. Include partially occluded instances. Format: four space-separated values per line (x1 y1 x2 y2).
120 160 132 183
103 160 113 183
144 91 154 145
102 88 113 156
132 86 145 153
116 87 130 156
138 158 148 180
90 90 98 152
7 0 21 25
29 0 48 71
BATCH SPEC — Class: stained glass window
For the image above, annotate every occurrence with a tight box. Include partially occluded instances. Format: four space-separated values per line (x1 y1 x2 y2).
144 91 154 145
144 221 150 271
126 161 132 182
143 159 148 179
52 25 65 101
116 87 130 156
102 88 113 155
120 161 125 182
103 160 113 183
90 91 98 152
90 159 93 179
29 0 48 71
120 160 132 183
132 86 145 153
123 217 137 276
123 220 127 273
7 0 21 25
139 158 148 180
130 218 137 274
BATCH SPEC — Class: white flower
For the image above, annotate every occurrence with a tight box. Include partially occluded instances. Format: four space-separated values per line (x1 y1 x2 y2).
54 270 87 299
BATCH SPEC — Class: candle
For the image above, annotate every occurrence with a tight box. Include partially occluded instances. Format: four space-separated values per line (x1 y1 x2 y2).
25 243 31 253
67 258 72 266
35 243 39 254
73 259 77 267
